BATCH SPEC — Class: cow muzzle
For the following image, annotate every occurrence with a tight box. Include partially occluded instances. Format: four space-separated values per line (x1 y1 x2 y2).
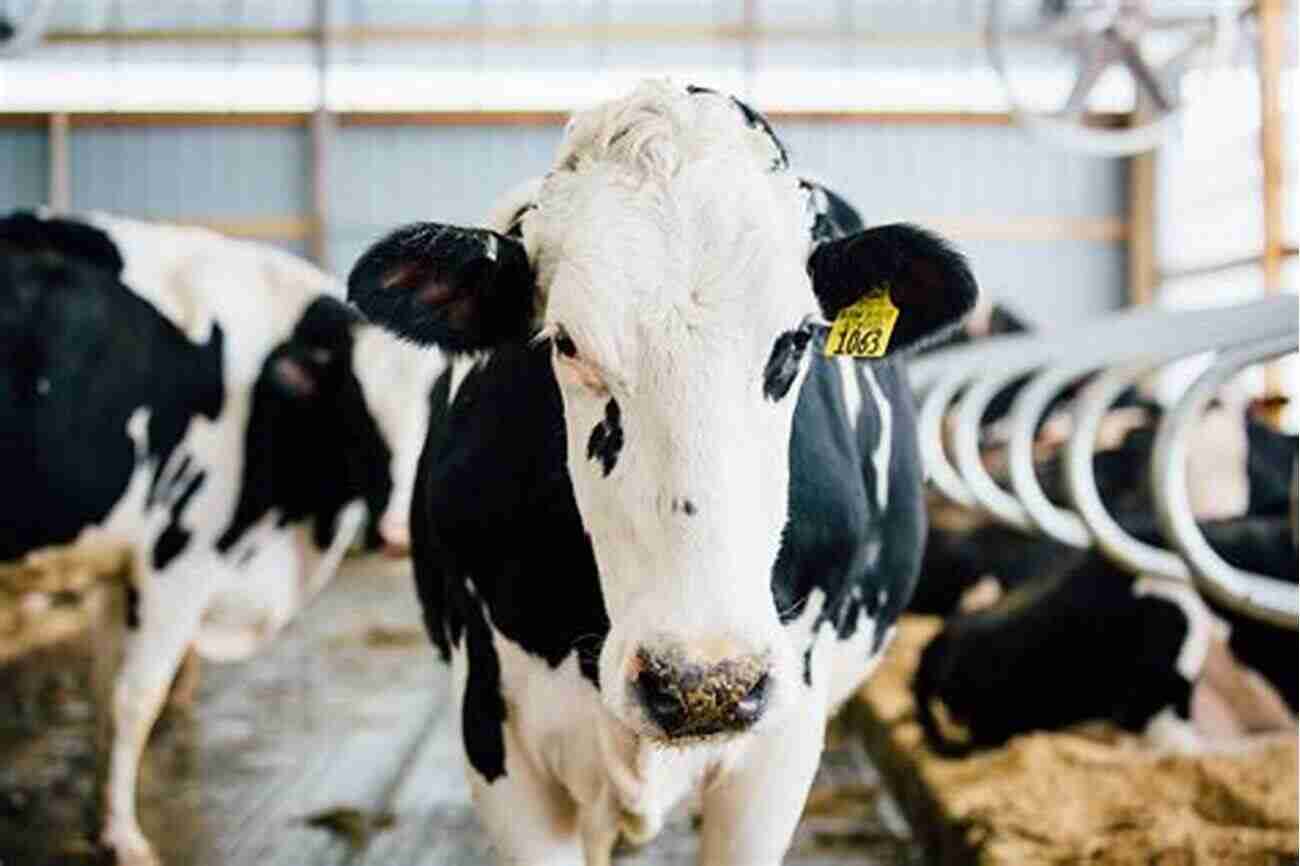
629 643 771 740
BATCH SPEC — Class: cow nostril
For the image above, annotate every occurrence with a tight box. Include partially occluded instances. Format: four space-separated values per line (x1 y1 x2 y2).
635 669 685 733
734 672 769 725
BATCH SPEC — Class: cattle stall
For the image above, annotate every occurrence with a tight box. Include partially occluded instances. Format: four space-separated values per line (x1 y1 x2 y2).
1 1 1297 865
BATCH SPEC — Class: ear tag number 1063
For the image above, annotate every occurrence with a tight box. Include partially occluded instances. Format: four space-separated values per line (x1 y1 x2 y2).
824 285 899 359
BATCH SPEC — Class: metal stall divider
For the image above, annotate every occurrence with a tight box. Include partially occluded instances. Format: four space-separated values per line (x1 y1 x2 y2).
912 293 1299 627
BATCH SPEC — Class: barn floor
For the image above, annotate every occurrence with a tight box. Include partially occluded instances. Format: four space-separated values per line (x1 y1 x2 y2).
0 556 920 866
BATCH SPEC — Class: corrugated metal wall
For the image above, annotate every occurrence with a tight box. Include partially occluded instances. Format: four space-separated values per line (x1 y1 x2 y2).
0 0 1134 322
0 128 48 207
68 125 310 216
779 122 1126 321
0 119 1124 322
329 124 562 272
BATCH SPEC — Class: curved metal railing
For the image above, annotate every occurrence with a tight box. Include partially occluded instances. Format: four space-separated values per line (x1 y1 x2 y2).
911 293 1298 627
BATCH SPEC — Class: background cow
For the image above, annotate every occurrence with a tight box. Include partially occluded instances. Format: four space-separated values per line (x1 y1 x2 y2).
913 516 1297 756
348 81 977 865
0 211 444 865
908 327 1299 756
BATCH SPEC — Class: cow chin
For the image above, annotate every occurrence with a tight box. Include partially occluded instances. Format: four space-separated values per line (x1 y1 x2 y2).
597 617 796 745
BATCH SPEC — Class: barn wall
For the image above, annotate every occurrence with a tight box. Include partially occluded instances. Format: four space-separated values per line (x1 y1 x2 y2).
328 124 563 274
779 122 1126 321
68 126 309 220
0 120 1125 322
0 129 49 211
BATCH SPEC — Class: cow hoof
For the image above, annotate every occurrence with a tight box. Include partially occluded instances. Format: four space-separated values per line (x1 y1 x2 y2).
617 808 660 847
102 820 160 866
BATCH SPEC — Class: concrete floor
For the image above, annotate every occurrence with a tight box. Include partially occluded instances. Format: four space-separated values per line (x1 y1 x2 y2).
0 557 920 866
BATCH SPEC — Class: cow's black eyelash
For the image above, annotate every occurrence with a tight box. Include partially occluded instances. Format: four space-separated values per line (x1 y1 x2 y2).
554 329 578 359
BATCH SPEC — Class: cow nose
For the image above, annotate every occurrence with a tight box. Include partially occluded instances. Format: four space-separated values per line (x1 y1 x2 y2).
632 647 771 738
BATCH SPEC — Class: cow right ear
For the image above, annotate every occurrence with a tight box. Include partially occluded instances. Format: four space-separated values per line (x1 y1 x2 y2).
347 222 536 352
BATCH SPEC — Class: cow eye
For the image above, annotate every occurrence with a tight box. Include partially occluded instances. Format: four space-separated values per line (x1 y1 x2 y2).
554 330 579 359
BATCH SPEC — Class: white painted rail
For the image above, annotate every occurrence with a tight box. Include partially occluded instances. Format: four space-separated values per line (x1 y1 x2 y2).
910 293 1298 626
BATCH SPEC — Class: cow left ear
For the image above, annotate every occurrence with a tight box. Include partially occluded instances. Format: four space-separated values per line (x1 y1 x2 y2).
348 222 536 353
807 223 978 356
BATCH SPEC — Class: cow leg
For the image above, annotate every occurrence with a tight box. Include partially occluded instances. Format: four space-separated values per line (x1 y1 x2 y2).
468 737 583 866
97 569 211 866
165 648 202 710
698 700 824 866
577 791 621 866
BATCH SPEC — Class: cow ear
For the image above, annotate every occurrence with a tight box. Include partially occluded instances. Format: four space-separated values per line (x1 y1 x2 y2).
269 354 320 400
265 333 349 403
348 222 536 352
807 223 978 356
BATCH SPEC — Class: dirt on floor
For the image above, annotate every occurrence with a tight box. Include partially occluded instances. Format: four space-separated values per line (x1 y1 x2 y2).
0 542 127 666
856 616 1300 866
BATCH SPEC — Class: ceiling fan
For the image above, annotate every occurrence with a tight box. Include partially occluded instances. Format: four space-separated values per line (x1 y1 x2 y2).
0 0 59 58
986 0 1257 155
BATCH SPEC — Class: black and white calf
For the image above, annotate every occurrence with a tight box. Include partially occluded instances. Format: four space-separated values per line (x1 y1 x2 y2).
349 81 976 865
912 385 1298 754
0 211 443 865
914 516 1297 756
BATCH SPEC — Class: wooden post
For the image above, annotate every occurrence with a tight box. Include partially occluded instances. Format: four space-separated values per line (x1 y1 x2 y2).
47 112 70 212
1127 147 1157 306
308 0 333 269
1257 0 1287 400
309 110 333 268
742 0 758 100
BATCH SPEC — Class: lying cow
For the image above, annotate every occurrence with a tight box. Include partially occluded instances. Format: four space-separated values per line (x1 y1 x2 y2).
0 211 443 865
347 81 976 865
914 515 1298 756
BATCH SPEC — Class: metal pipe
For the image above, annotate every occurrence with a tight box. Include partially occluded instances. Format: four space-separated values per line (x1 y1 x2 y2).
951 367 1037 531
1006 363 1094 547
916 369 979 510
1065 365 1191 579
1151 337 1300 629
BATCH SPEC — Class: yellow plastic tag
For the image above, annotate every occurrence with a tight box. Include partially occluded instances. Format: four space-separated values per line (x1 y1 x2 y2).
824 285 899 358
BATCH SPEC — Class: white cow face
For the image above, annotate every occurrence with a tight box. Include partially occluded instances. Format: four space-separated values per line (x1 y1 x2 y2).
348 81 977 742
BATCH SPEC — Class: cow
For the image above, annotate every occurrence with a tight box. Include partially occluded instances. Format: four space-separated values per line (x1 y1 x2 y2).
0 211 444 865
913 515 1298 756
79 211 441 557
347 81 977 865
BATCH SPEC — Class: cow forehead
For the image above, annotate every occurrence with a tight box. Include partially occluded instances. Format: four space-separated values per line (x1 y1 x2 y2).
526 167 814 384
557 80 784 179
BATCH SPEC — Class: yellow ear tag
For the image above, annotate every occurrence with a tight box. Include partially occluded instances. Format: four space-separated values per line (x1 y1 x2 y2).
824 284 899 358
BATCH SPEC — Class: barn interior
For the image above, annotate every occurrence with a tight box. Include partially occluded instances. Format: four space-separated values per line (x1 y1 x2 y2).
1 2 1297 865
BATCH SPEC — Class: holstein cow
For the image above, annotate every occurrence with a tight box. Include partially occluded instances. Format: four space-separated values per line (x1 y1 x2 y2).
80 210 440 557
0 211 443 865
912 378 1299 752
348 81 976 865
914 515 1297 756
